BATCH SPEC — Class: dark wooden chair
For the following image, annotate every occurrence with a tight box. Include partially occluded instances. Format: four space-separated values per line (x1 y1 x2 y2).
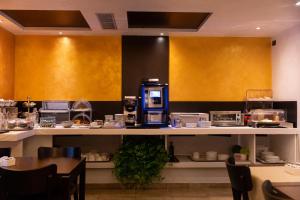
38 147 81 200
0 164 57 200
262 180 293 200
226 157 253 200
0 148 11 157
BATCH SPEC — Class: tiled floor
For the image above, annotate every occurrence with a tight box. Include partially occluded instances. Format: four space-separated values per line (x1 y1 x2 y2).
86 185 233 200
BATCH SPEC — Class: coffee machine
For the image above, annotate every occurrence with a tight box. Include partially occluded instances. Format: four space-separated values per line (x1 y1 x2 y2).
123 96 138 127
140 79 169 127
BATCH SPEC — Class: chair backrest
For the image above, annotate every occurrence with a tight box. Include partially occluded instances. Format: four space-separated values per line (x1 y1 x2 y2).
0 164 57 200
262 180 293 200
38 147 81 159
0 148 11 157
226 157 253 192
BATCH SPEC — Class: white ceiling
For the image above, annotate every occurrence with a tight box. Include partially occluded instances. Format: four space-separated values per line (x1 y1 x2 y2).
0 0 300 37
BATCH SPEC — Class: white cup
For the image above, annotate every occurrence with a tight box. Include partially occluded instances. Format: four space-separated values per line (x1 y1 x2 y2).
90 122 98 127
88 153 96 161
206 151 218 160
192 152 200 160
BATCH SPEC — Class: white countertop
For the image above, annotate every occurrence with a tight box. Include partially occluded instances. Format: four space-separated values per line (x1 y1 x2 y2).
34 126 299 136
0 126 299 142
0 130 35 142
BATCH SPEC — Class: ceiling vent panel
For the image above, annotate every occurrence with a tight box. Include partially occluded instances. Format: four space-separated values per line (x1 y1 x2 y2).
127 11 212 30
0 10 90 28
97 13 117 30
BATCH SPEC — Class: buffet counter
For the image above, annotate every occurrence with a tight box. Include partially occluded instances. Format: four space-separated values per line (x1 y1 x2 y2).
0 126 298 141
32 126 300 136
1 126 299 184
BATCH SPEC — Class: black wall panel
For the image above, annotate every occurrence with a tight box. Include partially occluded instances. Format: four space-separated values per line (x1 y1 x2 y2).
122 36 169 97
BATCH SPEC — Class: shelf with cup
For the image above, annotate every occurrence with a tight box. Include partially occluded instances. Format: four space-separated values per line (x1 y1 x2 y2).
166 134 236 161
166 155 252 168
85 155 254 169
166 134 255 165
53 134 122 168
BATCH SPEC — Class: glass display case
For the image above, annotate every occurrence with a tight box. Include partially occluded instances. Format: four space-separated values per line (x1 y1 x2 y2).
245 89 274 112
39 101 70 124
246 89 273 101
249 109 286 123
71 100 92 126
249 109 287 128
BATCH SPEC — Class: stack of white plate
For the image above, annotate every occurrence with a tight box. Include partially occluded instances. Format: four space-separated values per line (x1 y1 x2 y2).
261 151 275 159
265 155 280 163
256 145 269 154
260 151 281 163
206 151 217 161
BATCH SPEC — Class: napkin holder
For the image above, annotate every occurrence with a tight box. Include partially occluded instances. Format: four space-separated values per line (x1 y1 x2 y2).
0 156 16 166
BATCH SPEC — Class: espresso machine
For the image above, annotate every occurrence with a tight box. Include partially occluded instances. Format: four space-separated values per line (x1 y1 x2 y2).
140 79 169 127
123 96 138 127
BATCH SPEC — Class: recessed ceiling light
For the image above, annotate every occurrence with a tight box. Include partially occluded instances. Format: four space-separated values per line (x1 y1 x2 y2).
160 33 164 36
296 1 300 6
59 32 63 35
256 27 261 30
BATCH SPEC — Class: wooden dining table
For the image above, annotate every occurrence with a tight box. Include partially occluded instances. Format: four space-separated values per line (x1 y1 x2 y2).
1 157 86 200
274 184 300 200
250 166 300 200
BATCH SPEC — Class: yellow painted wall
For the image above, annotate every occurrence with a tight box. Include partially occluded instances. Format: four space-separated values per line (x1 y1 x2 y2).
0 26 15 99
14 36 121 101
170 37 272 101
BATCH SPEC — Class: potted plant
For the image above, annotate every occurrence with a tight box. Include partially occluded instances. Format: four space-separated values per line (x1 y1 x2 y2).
113 136 168 189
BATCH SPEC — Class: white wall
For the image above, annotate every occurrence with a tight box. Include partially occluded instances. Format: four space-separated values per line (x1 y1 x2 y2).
272 25 300 127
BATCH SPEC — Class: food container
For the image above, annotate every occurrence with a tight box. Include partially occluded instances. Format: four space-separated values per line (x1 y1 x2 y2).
186 123 197 128
249 109 286 123
197 121 211 128
40 116 56 128
115 114 125 127
104 115 114 122
170 113 209 127
40 101 70 124
61 121 73 128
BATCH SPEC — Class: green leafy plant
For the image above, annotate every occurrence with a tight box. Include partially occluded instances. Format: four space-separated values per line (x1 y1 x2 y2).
113 136 168 189
240 147 250 156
